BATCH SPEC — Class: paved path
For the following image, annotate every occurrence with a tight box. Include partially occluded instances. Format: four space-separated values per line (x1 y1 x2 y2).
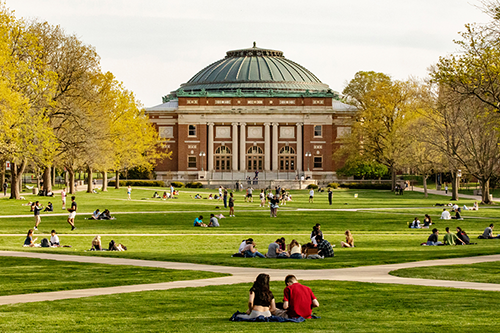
0 251 499 306
411 186 500 202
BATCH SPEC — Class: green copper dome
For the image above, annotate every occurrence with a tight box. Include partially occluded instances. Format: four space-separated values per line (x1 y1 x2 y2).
178 43 331 94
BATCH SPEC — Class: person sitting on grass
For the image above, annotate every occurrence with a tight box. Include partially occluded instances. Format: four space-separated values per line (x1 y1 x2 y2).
208 213 219 227
208 194 213 200
341 230 354 248
99 209 114 220
472 201 479 211
422 214 432 228
193 215 207 227
311 224 322 245
410 217 421 229
24 229 37 247
162 192 168 200
239 238 252 253
451 209 463 220
426 228 443 246
316 234 334 257
456 227 470 245
479 223 500 239
440 208 451 220
50 230 60 246
236 273 276 319
288 240 302 259
243 239 265 258
267 239 287 258
43 202 53 212
89 209 100 220
92 235 102 251
152 192 159 198
443 227 465 245
274 275 319 319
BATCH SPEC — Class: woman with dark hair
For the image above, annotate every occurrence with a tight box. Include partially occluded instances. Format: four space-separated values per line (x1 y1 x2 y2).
229 192 235 217
236 273 276 319
24 229 37 247
456 227 470 245
423 214 432 228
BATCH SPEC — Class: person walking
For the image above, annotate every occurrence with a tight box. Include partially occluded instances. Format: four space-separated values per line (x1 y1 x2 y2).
127 185 132 200
3 181 7 196
67 196 77 231
328 188 333 205
61 188 67 210
229 192 235 217
445 184 448 194
33 201 44 230
223 189 228 208
309 188 315 203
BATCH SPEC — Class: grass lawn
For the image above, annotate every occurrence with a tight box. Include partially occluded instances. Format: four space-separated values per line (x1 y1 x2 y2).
391 261 500 284
0 257 227 296
1 280 499 332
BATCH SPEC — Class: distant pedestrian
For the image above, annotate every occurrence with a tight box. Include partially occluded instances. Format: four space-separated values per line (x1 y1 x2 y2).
3 181 7 196
127 185 132 200
309 188 314 203
445 184 448 194
229 192 235 217
33 201 44 230
223 189 228 208
61 188 67 210
67 196 77 231
328 188 333 205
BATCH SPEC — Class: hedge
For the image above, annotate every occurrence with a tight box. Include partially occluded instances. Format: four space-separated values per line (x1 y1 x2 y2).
327 183 340 189
170 181 184 188
338 183 391 190
185 182 203 188
307 184 319 189
108 180 165 187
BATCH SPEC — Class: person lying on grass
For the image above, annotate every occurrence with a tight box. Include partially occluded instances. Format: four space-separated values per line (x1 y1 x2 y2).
236 273 276 320
193 215 207 227
443 227 465 245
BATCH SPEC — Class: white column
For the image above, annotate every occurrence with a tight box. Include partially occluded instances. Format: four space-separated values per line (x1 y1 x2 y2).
296 123 302 172
232 122 238 171
272 123 279 171
207 122 214 171
264 123 271 171
239 122 246 171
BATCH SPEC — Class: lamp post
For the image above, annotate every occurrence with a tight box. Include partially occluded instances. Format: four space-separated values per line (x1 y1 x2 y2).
199 151 206 171
305 152 311 172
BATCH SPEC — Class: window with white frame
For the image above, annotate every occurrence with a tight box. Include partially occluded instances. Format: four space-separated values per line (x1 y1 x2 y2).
314 125 322 137
188 125 196 137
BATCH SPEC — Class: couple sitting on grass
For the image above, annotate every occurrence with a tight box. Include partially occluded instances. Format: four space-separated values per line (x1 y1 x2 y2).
88 209 114 220
235 273 319 320
24 229 68 248
91 236 127 251
193 214 220 227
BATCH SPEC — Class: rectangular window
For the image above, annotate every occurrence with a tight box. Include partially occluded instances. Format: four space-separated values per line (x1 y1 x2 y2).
314 125 322 137
313 156 323 169
188 156 197 168
188 125 196 137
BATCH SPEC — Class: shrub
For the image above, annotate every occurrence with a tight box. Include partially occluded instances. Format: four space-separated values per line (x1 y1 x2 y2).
307 184 319 190
328 182 340 189
185 182 203 188
108 180 165 187
339 183 391 190
170 181 184 188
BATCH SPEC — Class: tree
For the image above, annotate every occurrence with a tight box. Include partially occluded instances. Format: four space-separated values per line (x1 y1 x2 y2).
342 71 420 190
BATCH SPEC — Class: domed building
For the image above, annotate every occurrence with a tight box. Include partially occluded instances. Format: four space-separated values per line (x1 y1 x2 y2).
146 43 356 183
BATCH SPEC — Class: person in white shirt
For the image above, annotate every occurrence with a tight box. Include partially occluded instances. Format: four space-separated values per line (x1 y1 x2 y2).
441 208 451 220
61 188 66 210
218 186 223 201
410 217 421 229
260 190 265 207
239 238 252 253
309 189 315 203
50 230 60 246
452 204 459 211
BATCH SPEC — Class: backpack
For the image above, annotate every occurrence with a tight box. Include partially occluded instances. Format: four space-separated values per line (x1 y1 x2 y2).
41 238 50 247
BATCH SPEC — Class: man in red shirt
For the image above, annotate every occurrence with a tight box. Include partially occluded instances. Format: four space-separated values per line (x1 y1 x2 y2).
276 274 319 319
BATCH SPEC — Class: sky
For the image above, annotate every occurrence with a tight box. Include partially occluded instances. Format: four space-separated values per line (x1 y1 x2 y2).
9 0 490 107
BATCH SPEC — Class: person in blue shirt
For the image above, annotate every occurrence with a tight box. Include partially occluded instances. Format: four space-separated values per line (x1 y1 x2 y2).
194 215 207 227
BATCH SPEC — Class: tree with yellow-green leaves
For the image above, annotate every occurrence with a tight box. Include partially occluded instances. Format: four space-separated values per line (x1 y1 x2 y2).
342 71 422 190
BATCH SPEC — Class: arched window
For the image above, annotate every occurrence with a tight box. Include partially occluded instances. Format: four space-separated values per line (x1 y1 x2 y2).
214 146 231 171
247 146 263 171
279 146 296 171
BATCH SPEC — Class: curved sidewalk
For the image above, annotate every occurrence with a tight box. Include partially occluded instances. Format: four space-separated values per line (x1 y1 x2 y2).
0 251 499 306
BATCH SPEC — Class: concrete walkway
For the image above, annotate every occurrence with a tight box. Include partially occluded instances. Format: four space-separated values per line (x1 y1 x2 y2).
1 251 499 306
412 186 500 202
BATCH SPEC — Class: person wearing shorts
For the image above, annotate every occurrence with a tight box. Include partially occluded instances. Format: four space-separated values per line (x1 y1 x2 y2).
67 196 77 231
260 190 265 207
309 189 314 203
127 185 132 200
33 201 43 230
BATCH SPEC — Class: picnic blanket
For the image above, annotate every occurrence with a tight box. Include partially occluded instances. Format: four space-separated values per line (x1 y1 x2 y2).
230 311 319 322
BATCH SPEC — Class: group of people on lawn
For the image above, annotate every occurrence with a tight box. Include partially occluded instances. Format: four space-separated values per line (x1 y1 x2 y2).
193 214 220 227
88 208 114 220
234 224 355 259
235 273 319 320
423 223 500 246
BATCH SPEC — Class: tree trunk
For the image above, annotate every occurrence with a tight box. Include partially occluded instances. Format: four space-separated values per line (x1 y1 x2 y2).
36 173 41 189
102 171 108 191
68 169 75 194
10 160 27 199
451 172 459 201
423 174 428 198
65 171 69 189
1 160 5 191
87 166 93 193
481 178 491 204
42 167 52 193
115 170 120 189
52 166 56 187
390 166 396 191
